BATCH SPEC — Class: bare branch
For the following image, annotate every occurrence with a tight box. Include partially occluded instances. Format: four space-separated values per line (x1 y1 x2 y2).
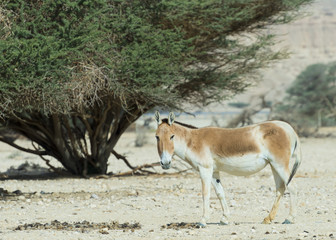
111 162 160 177
111 150 136 169
0 137 47 155
31 143 61 173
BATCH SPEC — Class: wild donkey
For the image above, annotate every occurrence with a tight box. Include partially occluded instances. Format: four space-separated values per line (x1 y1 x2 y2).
154 111 301 226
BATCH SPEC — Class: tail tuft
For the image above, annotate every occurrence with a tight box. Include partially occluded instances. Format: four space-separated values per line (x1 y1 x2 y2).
287 161 299 186
287 139 302 186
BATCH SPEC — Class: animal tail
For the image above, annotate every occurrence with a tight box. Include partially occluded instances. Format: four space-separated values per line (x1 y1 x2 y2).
287 135 302 186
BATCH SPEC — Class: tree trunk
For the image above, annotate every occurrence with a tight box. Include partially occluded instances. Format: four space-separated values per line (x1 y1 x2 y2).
0 99 145 176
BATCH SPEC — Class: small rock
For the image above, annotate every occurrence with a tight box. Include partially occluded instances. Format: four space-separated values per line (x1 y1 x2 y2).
298 231 309 237
18 195 25 200
230 200 237 207
90 194 99 199
130 190 138 196
13 190 23 195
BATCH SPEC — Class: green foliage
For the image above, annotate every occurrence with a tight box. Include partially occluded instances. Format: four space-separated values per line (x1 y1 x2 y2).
0 0 188 116
276 62 336 128
0 0 312 117
0 0 313 175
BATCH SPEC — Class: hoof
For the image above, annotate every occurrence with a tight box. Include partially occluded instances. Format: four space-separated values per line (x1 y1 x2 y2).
220 220 229 225
262 218 272 224
282 219 293 224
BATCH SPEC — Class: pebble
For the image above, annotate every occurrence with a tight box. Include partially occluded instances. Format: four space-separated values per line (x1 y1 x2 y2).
298 232 309 237
13 190 22 195
18 196 25 200
230 200 237 207
130 190 138 196
91 194 99 199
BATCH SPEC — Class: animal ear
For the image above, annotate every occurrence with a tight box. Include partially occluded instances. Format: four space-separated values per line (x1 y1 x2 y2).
168 112 175 125
154 111 162 125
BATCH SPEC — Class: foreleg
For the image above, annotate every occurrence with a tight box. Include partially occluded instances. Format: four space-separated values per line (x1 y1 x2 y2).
199 166 212 227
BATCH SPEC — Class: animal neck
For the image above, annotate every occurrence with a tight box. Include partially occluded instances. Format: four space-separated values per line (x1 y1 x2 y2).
171 123 193 160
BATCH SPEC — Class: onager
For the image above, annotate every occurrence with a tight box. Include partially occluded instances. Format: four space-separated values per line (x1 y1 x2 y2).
154 111 301 226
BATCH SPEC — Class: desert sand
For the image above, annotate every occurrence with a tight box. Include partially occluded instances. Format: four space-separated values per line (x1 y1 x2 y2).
0 129 335 240
1 0 336 239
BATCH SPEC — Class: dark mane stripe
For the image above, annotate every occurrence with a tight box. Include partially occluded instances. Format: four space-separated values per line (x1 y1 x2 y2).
162 118 198 129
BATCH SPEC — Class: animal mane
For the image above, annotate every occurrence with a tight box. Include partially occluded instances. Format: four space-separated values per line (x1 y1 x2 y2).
162 118 198 129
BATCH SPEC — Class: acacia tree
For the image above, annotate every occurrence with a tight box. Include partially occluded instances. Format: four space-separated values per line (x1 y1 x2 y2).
275 62 336 131
0 0 312 175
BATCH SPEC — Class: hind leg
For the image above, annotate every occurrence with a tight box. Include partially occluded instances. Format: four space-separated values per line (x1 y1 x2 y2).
284 182 297 224
263 166 286 224
211 171 230 225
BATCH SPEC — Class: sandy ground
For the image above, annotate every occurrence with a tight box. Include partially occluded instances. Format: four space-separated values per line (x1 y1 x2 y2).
0 131 335 240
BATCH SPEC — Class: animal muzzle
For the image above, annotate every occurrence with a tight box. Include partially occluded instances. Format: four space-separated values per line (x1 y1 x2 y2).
160 152 172 170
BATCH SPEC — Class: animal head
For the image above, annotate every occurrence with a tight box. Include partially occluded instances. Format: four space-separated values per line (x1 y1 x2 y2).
154 111 175 169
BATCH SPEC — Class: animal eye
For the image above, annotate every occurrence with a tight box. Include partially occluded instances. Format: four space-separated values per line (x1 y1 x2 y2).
170 135 175 140
155 136 159 141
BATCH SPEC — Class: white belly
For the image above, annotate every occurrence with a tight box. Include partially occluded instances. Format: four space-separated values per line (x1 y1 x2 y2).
214 154 268 176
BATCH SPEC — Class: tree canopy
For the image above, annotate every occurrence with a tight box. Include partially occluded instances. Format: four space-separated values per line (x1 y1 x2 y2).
0 0 313 115
0 0 313 175
276 62 336 130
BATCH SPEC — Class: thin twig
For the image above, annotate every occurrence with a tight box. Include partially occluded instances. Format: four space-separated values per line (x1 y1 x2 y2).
39 154 61 173
111 149 136 170
31 142 60 173
112 162 160 177
111 150 193 176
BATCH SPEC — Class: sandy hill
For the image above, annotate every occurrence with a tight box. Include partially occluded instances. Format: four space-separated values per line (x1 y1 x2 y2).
218 0 336 109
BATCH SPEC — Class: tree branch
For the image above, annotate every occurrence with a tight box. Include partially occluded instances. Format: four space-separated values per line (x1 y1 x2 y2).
0 137 47 156
31 142 61 173
111 162 160 177
111 150 136 169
